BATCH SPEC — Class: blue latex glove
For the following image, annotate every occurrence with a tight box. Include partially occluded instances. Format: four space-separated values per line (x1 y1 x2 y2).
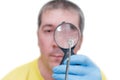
52 55 102 80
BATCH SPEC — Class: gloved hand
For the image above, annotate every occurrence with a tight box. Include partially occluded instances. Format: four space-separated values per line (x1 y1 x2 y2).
52 55 102 80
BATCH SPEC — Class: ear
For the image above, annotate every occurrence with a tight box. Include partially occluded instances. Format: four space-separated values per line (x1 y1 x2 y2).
37 29 39 38
37 29 40 46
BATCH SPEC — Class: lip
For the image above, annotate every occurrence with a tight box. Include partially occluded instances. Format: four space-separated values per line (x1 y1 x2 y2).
50 54 63 58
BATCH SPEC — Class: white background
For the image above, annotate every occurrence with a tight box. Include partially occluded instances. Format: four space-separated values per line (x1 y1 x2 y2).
0 0 120 80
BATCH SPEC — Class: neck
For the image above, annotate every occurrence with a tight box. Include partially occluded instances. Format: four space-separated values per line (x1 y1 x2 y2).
38 58 54 80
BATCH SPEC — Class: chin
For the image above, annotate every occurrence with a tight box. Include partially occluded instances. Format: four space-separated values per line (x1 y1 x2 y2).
49 56 63 69
50 61 61 69
53 62 61 66
51 58 62 66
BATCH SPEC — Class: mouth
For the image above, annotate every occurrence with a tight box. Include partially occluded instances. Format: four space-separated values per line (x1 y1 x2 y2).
50 53 64 60
51 54 63 58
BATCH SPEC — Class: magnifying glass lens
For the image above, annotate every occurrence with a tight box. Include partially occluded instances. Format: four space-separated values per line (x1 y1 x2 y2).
54 23 80 49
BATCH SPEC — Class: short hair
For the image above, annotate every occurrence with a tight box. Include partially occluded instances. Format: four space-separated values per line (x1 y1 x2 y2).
38 0 85 35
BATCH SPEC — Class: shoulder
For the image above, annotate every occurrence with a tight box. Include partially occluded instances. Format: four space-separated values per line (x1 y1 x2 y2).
2 58 39 80
101 70 107 80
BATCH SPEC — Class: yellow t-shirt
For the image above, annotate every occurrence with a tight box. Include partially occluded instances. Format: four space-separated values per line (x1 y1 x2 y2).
2 58 44 80
2 58 106 80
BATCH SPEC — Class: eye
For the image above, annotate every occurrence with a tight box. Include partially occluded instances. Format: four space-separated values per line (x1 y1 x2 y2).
46 30 52 32
44 29 53 33
42 24 54 34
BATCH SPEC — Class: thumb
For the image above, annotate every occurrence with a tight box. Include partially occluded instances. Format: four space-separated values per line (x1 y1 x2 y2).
63 55 95 66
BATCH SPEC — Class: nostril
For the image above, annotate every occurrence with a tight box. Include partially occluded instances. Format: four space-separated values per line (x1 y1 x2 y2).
52 41 58 48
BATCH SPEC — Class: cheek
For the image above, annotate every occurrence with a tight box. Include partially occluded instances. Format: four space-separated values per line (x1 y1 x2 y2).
38 32 52 54
74 40 82 54
38 36 51 60
38 35 48 50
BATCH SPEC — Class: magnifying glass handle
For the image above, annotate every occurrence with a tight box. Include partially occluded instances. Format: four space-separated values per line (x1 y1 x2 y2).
60 47 75 65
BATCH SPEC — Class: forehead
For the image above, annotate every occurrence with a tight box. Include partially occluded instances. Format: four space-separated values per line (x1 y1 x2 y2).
41 9 79 28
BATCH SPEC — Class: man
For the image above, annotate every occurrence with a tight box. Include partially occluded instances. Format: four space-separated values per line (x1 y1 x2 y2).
3 0 106 80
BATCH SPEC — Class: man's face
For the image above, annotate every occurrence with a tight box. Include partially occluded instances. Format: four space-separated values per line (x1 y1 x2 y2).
37 9 82 70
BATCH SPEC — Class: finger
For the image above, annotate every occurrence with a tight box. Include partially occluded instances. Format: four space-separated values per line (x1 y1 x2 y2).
64 55 95 66
53 65 66 74
68 65 90 75
52 74 65 80
53 65 90 75
52 74 86 80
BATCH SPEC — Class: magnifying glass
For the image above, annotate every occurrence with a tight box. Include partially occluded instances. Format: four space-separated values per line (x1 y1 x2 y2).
54 22 80 80
54 22 80 64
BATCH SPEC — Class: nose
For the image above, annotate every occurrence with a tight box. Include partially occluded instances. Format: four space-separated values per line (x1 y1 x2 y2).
52 35 58 48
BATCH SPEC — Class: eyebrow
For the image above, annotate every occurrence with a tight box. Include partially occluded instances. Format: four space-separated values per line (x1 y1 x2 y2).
42 24 54 28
